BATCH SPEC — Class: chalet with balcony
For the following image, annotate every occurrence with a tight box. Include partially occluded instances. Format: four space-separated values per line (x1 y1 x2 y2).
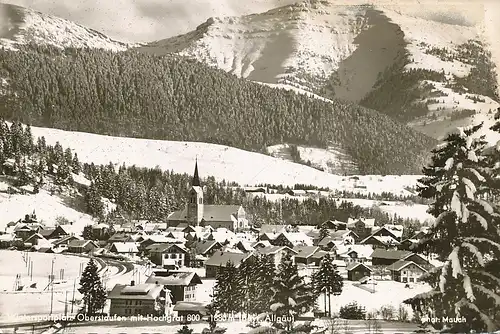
387 260 427 283
146 270 202 304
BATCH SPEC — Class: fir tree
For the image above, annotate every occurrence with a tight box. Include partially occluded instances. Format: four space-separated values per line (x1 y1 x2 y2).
78 258 107 315
72 153 81 174
318 223 330 241
211 261 240 315
252 254 276 315
85 182 105 218
82 225 94 240
311 253 343 317
404 124 500 332
176 326 193 334
270 252 315 331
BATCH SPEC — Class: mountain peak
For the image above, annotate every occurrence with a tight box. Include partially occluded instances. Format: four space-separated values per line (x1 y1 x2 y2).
0 3 134 51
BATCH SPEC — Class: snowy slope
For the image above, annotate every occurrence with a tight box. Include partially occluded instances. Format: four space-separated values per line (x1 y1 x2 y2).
0 3 134 51
382 9 500 143
25 125 422 195
138 0 367 87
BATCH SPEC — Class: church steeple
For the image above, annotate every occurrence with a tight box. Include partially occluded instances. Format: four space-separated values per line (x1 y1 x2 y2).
192 158 201 186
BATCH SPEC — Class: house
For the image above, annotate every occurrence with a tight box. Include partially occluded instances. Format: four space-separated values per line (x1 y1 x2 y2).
293 246 321 266
205 251 255 278
146 270 203 304
272 232 313 248
370 249 432 269
234 241 255 253
398 238 420 251
369 226 401 241
38 226 68 240
52 235 81 248
13 223 37 241
320 220 347 231
166 161 248 231
360 235 400 249
147 243 188 267
336 245 373 264
189 240 223 259
173 302 208 321
287 189 307 196
255 246 297 268
346 263 373 281
108 281 169 316
24 233 49 247
317 237 340 252
109 242 139 257
207 228 235 244
310 250 329 266
252 240 271 249
139 235 174 253
347 218 375 240
387 260 428 283
259 232 281 242
67 240 98 254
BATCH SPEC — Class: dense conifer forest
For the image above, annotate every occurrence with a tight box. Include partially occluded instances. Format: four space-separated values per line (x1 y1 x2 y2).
0 44 436 174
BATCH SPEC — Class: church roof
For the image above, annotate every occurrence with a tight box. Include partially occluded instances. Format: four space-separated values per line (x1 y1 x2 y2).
167 205 242 222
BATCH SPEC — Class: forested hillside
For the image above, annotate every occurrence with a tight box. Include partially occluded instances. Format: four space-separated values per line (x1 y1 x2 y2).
0 45 436 174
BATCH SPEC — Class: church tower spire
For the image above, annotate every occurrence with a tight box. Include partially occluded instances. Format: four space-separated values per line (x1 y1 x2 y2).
186 158 204 226
192 158 200 187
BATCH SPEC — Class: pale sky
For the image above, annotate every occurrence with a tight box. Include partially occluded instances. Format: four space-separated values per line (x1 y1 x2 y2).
3 0 499 94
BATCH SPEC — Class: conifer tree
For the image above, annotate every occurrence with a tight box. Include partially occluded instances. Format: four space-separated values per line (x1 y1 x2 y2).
211 261 240 315
404 124 500 332
78 258 107 315
311 253 343 317
318 222 330 241
252 254 276 315
270 252 315 331
72 153 81 174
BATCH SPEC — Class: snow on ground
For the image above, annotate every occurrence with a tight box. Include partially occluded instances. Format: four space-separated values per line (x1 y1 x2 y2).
0 180 95 232
404 44 472 77
0 3 134 51
148 1 366 85
382 9 479 73
27 125 422 195
258 82 332 102
266 142 359 175
317 280 432 318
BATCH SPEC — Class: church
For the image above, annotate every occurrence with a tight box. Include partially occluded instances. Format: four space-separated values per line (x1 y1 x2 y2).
166 161 249 232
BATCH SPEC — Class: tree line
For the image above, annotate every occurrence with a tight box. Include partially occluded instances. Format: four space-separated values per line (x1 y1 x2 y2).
0 44 435 174
211 252 343 332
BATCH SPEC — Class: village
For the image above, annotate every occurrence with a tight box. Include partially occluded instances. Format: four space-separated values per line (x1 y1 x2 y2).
0 162 437 333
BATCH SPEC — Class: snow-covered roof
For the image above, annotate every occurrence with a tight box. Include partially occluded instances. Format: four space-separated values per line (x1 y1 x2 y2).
110 242 139 253
337 245 374 259
347 217 375 228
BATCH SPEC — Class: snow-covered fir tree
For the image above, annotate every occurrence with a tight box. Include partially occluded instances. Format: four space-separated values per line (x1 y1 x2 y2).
250 254 276 315
211 261 241 315
311 253 343 317
404 123 500 332
78 258 107 315
270 252 315 332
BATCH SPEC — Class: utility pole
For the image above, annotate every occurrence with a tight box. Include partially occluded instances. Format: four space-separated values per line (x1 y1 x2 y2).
64 291 68 317
50 257 55 315
71 278 76 314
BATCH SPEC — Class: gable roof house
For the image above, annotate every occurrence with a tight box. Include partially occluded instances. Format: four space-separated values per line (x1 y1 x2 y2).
272 232 313 248
360 235 400 249
146 270 202 304
320 220 348 231
147 243 189 268
235 241 255 253
346 262 373 281
68 240 98 254
52 235 82 248
255 246 298 268
38 226 68 240
107 232 136 244
205 251 256 278
24 233 50 248
387 260 428 283
293 246 321 266
370 249 432 270
379 224 404 240
109 242 139 257
166 161 248 232
347 218 376 240
259 224 288 236
336 245 373 264
398 238 420 251
108 282 169 317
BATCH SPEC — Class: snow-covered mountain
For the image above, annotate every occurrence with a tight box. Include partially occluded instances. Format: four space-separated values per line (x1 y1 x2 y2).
0 3 135 51
138 0 500 144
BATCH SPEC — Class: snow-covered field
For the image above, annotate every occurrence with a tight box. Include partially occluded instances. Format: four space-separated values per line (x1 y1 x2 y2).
26 124 422 195
267 143 359 175
0 3 134 51
0 179 95 232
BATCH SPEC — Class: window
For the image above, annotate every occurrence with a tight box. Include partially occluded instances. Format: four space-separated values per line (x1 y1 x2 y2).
199 198 203 204
403 270 407 275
